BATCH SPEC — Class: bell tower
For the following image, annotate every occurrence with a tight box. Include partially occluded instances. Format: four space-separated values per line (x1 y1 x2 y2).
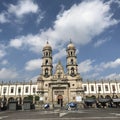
41 41 53 77
66 41 78 76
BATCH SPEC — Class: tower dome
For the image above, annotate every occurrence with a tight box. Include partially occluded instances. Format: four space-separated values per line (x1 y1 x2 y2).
67 41 75 50
43 41 52 50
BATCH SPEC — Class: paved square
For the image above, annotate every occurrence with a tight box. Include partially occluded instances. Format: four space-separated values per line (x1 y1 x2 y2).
0 108 120 120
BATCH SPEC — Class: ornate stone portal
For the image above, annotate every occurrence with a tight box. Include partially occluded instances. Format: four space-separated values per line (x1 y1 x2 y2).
37 41 84 107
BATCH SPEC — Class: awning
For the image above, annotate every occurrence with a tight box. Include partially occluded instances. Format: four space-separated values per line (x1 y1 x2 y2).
112 99 120 103
98 98 110 103
84 99 96 103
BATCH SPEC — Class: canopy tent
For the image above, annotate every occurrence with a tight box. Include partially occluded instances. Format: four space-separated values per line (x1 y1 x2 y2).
44 103 49 109
84 99 96 103
112 98 120 103
98 98 111 103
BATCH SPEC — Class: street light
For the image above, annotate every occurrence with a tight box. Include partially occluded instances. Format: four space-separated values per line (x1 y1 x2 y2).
18 91 21 105
33 90 36 104
3 89 6 102
112 87 115 98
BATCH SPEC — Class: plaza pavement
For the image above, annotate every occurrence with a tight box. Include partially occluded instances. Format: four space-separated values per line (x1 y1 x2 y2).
0 108 120 120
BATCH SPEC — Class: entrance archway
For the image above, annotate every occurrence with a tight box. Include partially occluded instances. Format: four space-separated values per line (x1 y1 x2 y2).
57 95 63 107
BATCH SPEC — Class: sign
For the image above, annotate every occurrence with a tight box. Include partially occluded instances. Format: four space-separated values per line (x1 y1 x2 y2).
40 97 43 101
76 96 82 102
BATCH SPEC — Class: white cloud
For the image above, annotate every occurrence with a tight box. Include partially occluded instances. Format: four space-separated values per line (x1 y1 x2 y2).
9 38 23 49
9 34 46 53
0 68 18 79
103 58 120 69
94 38 110 47
104 73 120 80
0 13 9 23
30 75 39 82
0 44 6 58
78 59 94 73
25 58 42 71
36 12 45 24
9 0 119 53
1 60 8 65
53 48 66 62
82 72 99 80
50 0 118 45
0 50 6 58
8 0 39 18
79 58 120 79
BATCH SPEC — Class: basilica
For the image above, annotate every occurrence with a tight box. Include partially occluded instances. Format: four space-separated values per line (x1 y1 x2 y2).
37 41 83 107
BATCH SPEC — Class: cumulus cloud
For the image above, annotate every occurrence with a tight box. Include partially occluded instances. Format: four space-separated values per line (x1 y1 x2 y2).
102 58 120 69
9 0 119 54
1 60 8 65
9 34 48 53
53 48 66 62
36 12 45 24
94 38 110 47
83 58 120 73
25 58 42 71
8 0 39 18
0 68 18 79
0 13 9 23
0 50 6 58
78 59 94 73
0 44 6 59
79 58 120 79
51 0 118 45
9 38 23 49
104 73 120 80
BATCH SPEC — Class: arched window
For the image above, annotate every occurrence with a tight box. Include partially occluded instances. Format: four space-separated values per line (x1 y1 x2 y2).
45 68 48 74
46 52 48 56
45 59 48 65
70 67 75 77
71 59 73 64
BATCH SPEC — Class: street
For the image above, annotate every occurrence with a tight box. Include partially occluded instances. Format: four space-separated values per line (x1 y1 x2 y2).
0 108 120 120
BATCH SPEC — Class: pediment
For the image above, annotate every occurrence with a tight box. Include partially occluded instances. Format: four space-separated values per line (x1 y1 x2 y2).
54 61 65 79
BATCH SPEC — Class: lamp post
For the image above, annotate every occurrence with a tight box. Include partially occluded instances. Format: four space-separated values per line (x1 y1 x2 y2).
33 91 35 104
2 90 6 109
18 91 21 105
3 90 5 102
112 87 115 98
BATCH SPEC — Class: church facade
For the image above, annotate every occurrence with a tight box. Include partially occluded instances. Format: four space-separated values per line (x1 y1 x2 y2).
37 41 83 107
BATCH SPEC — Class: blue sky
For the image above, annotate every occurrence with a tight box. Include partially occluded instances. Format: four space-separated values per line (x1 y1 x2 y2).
0 0 120 82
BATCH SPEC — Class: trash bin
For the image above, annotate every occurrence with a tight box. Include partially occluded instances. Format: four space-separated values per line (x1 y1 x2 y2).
8 101 18 110
23 100 31 110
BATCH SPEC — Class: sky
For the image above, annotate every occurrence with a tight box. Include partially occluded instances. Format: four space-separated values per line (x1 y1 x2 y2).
0 0 120 82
